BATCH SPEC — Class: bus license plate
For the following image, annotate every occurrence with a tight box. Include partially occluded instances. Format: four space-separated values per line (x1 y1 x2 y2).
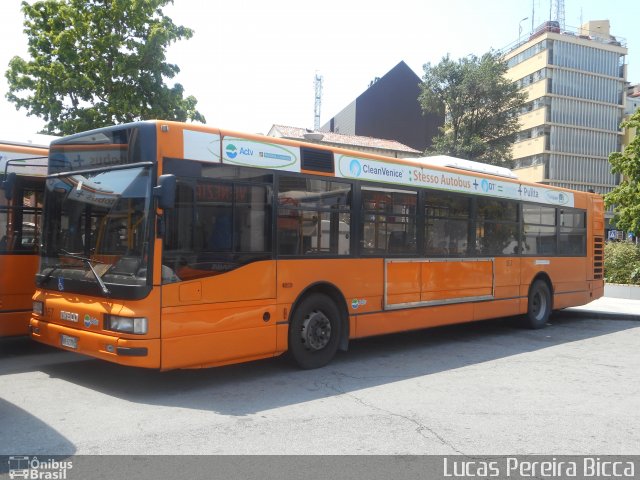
60 334 78 349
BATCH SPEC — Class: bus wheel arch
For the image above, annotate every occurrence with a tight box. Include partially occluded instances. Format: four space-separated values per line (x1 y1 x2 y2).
522 274 553 329
287 283 349 369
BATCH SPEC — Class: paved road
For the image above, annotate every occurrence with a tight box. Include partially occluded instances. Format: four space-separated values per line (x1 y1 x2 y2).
1 298 639 455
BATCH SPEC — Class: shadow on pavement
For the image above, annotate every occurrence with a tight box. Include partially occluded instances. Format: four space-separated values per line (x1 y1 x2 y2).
0 398 76 462
24 311 639 416
0 336 79 377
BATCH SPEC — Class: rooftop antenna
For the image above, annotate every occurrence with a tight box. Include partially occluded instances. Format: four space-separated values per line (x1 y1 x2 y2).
531 0 535 32
313 73 323 131
552 0 565 29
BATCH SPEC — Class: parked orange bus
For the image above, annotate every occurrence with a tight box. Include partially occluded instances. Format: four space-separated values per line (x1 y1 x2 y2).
30 121 604 369
0 140 48 336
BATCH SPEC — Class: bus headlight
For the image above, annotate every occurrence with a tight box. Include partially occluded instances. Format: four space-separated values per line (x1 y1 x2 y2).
33 301 44 316
104 315 148 334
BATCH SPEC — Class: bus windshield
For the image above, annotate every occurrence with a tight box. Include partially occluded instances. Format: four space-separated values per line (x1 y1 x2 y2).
38 165 153 298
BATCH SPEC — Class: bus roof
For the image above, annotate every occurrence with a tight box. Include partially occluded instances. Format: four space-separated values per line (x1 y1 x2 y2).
47 121 593 208
412 155 518 179
0 133 58 149
0 139 50 177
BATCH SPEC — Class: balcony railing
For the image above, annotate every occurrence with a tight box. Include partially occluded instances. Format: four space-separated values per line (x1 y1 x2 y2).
501 22 627 56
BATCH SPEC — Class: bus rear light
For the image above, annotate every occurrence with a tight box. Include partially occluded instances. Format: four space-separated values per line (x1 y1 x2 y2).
104 315 148 335
33 301 44 316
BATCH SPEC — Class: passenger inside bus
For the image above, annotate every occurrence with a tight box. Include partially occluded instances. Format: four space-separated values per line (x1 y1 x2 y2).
208 213 232 251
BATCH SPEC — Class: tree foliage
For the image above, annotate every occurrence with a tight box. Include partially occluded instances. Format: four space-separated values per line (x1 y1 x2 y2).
419 51 526 166
6 0 205 135
605 110 640 234
604 241 640 285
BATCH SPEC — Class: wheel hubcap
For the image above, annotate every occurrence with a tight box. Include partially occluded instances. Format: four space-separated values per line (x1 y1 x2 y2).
533 291 547 321
301 310 332 351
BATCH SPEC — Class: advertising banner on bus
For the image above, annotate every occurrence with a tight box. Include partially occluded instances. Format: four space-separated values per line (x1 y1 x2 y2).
335 154 574 207
182 130 301 172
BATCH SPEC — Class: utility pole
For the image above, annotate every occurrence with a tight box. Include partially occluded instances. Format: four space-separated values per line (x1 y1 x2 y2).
314 73 323 131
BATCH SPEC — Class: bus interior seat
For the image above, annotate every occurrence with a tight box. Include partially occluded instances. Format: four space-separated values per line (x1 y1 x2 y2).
388 231 408 253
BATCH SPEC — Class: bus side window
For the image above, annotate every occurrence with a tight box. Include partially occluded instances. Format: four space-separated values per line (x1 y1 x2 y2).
361 187 417 256
425 191 470 257
388 231 408 253
278 176 352 256
163 175 272 280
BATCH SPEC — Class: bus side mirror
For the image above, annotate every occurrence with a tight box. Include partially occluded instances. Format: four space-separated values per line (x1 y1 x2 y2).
1 172 17 200
153 174 176 210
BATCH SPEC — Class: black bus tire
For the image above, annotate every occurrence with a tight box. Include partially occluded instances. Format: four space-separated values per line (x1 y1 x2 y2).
522 279 552 329
288 293 341 369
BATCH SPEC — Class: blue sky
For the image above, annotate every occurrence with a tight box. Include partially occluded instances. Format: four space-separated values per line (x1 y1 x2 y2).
0 0 638 140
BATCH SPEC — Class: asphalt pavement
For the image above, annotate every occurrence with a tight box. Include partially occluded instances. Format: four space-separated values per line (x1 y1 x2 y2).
1 296 639 456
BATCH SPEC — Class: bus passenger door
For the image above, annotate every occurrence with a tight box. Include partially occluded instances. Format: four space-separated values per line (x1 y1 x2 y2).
159 174 277 370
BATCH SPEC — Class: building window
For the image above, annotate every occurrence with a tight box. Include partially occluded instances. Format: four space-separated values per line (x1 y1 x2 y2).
507 40 548 68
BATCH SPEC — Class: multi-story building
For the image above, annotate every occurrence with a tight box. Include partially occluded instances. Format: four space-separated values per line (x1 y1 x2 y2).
321 61 443 152
504 20 628 223
622 83 639 150
626 83 640 116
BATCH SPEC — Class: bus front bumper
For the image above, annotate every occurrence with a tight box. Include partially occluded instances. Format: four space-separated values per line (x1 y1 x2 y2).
30 318 161 369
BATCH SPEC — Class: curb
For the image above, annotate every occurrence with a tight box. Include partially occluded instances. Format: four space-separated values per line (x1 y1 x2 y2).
556 309 640 321
604 283 640 300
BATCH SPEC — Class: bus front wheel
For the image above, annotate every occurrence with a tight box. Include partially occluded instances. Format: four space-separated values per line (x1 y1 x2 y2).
288 293 341 369
523 279 552 329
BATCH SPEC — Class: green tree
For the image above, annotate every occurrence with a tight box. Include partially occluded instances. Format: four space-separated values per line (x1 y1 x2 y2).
605 110 640 234
419 51 526 166
6 0 205 135
604 241 640 285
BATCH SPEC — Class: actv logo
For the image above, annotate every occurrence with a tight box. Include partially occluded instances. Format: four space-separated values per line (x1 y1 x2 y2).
225 144 238 159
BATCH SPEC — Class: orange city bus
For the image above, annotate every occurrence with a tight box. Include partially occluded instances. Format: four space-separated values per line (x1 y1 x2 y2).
29 121 604 370
0 140 48 337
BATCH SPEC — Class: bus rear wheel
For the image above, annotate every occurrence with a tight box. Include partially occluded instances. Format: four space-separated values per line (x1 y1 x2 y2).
522 279 552 329
289 293 341 369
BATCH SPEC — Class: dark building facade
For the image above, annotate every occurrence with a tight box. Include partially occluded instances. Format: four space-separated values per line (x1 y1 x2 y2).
321 61 443 152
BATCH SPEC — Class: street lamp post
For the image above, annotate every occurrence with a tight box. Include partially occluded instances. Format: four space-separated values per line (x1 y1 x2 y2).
519 16 529 43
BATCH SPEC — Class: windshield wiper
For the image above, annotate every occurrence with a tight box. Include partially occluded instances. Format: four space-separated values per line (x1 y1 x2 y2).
37 263 82 287
59 249 111 296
